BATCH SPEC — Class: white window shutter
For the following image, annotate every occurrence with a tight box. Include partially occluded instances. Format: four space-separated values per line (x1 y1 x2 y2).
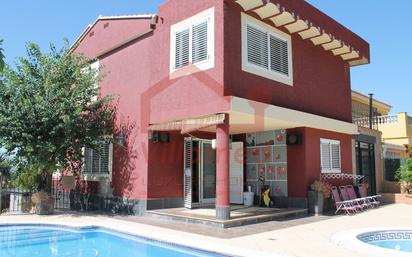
184 138 193 209
269 35 289 76
320 139 342 173
246 25 269 69
100 143 110 174
331 143 341 170
84 142 110 175
321 142 331 171
175 29 190 69
92 147 100 174
84 147 93 173
192 21 208 64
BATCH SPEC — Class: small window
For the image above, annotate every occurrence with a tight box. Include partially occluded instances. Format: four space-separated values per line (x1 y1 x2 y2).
320 139 341 173
83 142 111 175
242 13 293 86
170 8 215 74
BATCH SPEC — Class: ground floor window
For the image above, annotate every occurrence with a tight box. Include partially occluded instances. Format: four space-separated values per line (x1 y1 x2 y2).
320 139 341 173
384 151 404 182
83 142 112 175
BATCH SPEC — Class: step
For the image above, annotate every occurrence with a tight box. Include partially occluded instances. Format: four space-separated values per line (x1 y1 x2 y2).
0 233 83 248
0 230 73 241
146 208 308 228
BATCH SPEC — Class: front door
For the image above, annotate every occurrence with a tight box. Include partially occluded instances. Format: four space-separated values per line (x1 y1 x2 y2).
356 141 377 195
184 138 216 208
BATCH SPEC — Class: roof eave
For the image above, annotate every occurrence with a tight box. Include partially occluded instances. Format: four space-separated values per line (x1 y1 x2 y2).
69 14 157 54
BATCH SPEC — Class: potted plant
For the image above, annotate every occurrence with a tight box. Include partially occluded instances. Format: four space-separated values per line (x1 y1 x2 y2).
31 191 54 215
308 180 332 215
395 158 412 195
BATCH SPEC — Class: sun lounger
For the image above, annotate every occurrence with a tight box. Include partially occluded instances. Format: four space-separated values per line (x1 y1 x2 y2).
338 186 364 212
346 185 371 209
358 184 380 208
331 186 358 215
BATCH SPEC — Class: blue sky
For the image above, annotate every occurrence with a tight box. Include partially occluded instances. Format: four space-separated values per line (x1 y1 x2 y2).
1 0 410 114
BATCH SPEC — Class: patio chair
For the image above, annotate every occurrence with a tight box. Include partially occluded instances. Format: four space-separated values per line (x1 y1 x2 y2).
346 185 371 209
338 186 364 212
358 184 381 208
331 186 358 215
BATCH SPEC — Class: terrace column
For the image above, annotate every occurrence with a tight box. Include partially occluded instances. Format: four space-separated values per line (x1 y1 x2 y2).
216 113 230 220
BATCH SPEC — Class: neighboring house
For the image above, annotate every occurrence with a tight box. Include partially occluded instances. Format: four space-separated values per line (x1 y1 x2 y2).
352 90 392 120
352 90 410 194
72 0 370 219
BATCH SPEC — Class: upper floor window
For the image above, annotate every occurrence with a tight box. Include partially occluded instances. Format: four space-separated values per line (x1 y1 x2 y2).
170 7 215 75
320 139 341 173
241 13 293 86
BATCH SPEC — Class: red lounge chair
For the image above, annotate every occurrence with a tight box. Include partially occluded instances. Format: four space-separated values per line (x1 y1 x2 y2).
346 185 371 209
339 186 364 212
358 184 380 208
331 186 358 215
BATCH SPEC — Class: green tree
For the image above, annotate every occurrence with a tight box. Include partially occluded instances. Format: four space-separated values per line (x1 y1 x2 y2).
395 157 412 194
0 152 12 179
0 41 115 182
0 40 4 72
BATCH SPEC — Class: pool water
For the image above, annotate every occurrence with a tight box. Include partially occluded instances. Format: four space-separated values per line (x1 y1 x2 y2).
0 225 227 257
369 240 412 253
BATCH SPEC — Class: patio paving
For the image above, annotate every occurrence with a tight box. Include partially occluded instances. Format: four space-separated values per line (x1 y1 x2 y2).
0 203 410 257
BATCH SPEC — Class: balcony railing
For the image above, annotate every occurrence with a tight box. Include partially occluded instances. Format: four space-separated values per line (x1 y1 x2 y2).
353 115 399 128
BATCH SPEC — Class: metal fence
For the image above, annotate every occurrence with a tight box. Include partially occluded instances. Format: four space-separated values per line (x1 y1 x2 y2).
0 177 137 215
52 178 71 210
0 187 33 214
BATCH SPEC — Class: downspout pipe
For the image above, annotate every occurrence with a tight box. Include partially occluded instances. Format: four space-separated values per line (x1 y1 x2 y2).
369 93 374 129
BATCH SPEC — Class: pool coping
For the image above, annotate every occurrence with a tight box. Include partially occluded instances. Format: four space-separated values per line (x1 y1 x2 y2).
331 227 412 257
0 221 286 257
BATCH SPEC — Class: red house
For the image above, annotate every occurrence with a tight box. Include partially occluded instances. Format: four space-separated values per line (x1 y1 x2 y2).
72 0 370 220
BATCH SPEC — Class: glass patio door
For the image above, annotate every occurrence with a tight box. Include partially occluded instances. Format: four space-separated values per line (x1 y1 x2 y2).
200 141 216 204
184 138 216 208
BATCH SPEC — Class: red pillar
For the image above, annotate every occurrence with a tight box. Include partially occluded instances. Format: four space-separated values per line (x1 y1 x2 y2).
216 113 230 220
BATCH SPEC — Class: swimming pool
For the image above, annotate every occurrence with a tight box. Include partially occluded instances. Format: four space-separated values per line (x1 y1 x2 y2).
0 225 228 257
332 228 412 257
358 230 412 253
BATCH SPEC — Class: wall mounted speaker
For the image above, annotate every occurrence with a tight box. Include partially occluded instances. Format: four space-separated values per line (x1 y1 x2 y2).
152 132 169 143
287 133 302 145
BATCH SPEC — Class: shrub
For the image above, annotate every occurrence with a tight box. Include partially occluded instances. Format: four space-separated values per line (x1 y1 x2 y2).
395 158 412 194
11 164 45 191
310 180 332 198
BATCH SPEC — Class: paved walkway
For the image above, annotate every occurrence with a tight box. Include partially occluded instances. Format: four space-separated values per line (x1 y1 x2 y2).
0 203 411 257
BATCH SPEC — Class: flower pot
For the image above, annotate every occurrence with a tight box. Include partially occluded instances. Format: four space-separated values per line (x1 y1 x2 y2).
308 190 324 215
34 198 54 215
314 191 324 216
31 192 54 215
